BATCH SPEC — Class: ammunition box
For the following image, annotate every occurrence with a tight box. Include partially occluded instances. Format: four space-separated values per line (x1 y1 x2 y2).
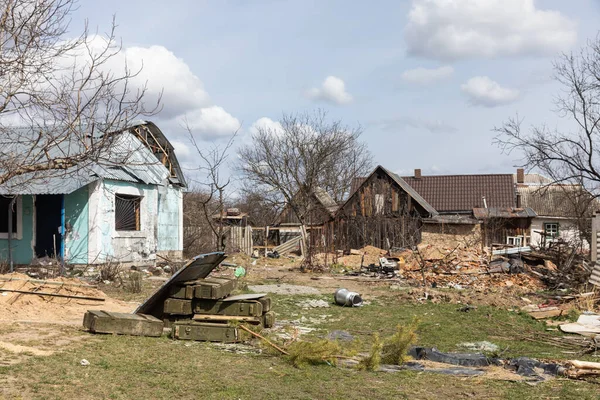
262 311 276 328
83 310 163 337
193 299 263 317
163 298 193 315
172 322 239 342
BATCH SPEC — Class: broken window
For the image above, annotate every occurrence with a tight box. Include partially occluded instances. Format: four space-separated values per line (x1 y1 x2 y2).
544 223 559 239
0 196 18 234
115 194 141 231
506 236 523 246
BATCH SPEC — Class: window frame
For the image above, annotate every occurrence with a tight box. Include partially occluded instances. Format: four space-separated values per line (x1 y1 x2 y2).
543 222 559 239
0 195 22 240
114 194 142 232
506 236 524 247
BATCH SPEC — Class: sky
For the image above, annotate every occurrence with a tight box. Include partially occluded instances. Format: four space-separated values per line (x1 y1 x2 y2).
70 0 600 183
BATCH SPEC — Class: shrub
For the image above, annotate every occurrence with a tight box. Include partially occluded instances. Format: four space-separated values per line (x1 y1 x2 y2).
380 319 419 365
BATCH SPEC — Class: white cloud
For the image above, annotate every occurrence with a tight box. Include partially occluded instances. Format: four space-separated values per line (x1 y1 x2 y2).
405 0 577 60
307 76 353 105
67 37 211 119
461 76 520 107
170 139 192 158
182 106 241 140
249 117 284 135
401 65 454 84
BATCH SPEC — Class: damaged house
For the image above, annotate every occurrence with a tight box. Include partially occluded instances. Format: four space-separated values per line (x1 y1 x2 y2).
333 166 437 250
402 169 536 248
0 121 186 266
272 186 339 249
343 167 537 250
514 169 597 249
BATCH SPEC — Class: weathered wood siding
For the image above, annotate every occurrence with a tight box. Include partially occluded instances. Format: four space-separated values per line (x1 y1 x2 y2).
333 169 428 250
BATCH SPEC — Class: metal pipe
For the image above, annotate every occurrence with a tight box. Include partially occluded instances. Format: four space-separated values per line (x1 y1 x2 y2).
334 288 363 307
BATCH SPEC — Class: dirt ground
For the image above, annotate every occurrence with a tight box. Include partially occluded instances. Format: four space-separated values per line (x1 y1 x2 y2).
0 253 580 374
0 273 136 324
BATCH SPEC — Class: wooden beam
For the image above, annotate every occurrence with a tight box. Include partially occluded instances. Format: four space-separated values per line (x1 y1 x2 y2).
0 288 105 301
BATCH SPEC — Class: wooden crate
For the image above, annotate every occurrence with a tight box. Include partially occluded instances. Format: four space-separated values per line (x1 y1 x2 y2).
83 310 163 337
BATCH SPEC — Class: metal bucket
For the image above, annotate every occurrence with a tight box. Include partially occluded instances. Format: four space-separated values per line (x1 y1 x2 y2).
334 288 363 307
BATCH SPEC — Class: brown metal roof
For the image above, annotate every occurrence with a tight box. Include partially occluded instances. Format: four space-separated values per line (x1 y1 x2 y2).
402 174 516 213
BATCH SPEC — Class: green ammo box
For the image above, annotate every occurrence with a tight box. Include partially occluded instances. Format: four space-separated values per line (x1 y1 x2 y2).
169 284 195 299
193 277 237 299
163 298 193 315
83 310 163 337
262 311 276 328
258 297 271 312
193 299 263 317
172 322 239 342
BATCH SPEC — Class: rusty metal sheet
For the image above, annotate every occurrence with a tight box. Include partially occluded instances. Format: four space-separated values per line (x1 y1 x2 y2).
134 252 226 317
473 207 537 219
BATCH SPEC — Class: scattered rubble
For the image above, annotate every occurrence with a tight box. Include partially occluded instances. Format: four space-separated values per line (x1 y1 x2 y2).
247 284 320 295
317 242 595 293
297 299 330 309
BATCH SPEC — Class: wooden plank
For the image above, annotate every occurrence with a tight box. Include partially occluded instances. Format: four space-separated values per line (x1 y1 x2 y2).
528 309 563 319
0 288 104 301
0 278 97 288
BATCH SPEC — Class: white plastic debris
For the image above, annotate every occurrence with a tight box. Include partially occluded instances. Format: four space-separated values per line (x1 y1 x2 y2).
80 359 90 366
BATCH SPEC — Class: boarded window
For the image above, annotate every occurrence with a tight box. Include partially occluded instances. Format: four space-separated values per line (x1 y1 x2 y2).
0 196 17 234
375 194 384 215
115 194 141 231
392 192 399 212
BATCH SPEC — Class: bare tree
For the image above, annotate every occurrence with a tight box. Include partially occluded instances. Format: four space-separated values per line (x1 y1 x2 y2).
233 186 281 228
0 0 159 189
182 187 219 256
186 124 238 252
494 35 600 193
237 110 372 265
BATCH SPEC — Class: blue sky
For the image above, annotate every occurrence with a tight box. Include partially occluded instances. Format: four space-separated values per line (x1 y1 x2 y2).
71 0 600 181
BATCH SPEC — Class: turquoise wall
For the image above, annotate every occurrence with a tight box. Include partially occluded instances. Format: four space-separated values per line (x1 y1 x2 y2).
157 186 181 251
0 196 35 264
64 186 89 264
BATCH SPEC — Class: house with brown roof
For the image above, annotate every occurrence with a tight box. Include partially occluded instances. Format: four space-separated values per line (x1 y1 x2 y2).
332 165 437 250
345 167 537 249
515 170 598 250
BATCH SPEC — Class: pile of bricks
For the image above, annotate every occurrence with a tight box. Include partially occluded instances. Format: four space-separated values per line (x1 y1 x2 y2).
163 277 274 342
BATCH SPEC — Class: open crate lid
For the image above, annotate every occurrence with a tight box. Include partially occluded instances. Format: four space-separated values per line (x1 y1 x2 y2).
135 252 226 317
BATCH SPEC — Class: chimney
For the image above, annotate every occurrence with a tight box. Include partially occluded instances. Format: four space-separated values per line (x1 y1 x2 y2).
414 169 422 179
516 168 525 184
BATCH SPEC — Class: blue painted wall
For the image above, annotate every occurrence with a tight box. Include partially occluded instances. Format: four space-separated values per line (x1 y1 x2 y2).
64 186 89 264
0 196 35 264
157 186 182 251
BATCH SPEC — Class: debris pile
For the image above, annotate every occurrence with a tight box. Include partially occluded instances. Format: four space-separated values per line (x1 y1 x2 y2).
334 243 593 291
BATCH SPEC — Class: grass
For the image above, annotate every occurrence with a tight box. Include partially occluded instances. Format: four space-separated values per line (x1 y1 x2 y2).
0 290 599 399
